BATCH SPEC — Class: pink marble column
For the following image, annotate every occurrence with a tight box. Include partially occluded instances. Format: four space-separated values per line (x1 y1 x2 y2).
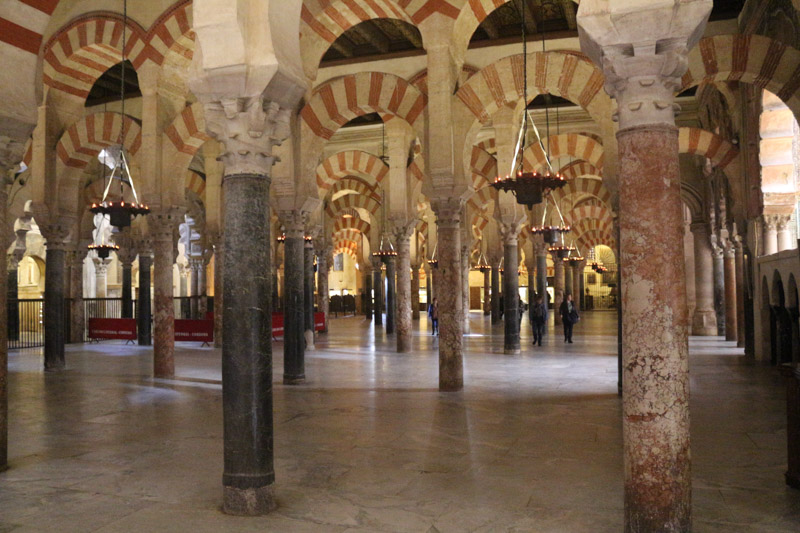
552 255 564 325
393 226 413 353
691 222 717 336
723 243 738 342
432 199 463 391
461 243 471 335
151 215 176 378
579 3 710 527
734 240 745 348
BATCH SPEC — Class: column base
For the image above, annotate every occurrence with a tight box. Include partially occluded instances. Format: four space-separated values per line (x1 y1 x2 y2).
692 310 718 336
44 362 65 372
223 484 276 516
504 346 521 355
304 330 315 351
439 381 463 392
283 374 306 385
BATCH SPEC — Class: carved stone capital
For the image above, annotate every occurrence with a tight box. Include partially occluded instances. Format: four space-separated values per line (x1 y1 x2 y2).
500 221 525 245
93 257 112 274
430 197 463 228
149 208 182 242
388 216 416 244
279 210 308 238
38 220 74 251
204 97 290 176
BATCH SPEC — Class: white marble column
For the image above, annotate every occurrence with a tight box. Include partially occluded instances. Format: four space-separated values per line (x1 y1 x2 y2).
762 215 778 256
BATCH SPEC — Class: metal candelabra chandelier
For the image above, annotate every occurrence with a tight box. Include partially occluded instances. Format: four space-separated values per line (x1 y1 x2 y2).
531 195 571 245
489 0 566 209
427 242 438 268
372 188 396 261
475 252 491 272
89 0 148 231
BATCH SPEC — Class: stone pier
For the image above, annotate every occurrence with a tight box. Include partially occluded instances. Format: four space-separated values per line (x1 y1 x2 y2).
304 238 315 350
151 214 176 379
501 224 521 354
691 222 717 335
394 225 413 352
137 251 152 346
385 256 396 335
283 215 306 384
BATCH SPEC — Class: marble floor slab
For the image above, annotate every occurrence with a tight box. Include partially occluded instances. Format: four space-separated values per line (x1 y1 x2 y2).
1 311 798 532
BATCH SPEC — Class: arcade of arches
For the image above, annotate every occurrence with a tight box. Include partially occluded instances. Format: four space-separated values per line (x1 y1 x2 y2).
1 0 800 530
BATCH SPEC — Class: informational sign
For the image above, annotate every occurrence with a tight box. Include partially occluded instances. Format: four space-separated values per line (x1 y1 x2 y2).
174 319 214 345
88 318 137 342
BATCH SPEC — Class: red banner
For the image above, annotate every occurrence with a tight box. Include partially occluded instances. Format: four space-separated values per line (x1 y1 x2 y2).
88 318 137 341
174 319 214 344
270 313 325 339
314 312 326 332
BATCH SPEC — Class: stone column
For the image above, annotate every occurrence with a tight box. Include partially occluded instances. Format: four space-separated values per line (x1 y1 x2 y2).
393 225 413 352
7 253 20 343
461 243 471 334
411 264 421 320
205 96 290 515
316 247 330 333
777 214 795 252
573 261 584 311
304 238 315 350
385 256 396 335
151 214 177 378
213 240 223 347
93 257 110 299
501 224 522 354
762 215 778 255
282 214 306 384
0 167 15 469
425 266 432 304
734 239 746 348
39 222 72 371
119 253 135 319
373 258 383 326
483 269 491 316
490 261 501 325
579 2 711 527
691 222 717 335
712 242 725 336
137 248 152 346
527 269 535 307
364 267 373 320
190 259 203 318
564 263 574 300
432 198 463 391
553 254 565 326
723 242 738 342
536 245 548 301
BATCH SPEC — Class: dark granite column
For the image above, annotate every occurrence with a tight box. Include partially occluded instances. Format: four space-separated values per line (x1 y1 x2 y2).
536 247 548 301
553 256 564 326
190 259 201 319
151 215 175 378
713 243 725 336
384 257 396 335
373 259 383 326
502 227 521 354
68 249 86 343
365 269 373 319
483 269 491 316
121 259 133 318
7 254 19 343
735 239 745 348
317 248 330 333
411 264 420 320
40 223 71 371
491 262 500 324
137 252 152 345
213 240 223 348
0 189 10 469
432 199 463 391
304 238 315 350
565 263 574 300
283 217 305 384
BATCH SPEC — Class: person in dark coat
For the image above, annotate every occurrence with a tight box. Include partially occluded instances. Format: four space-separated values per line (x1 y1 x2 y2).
530 295 547 346
559 293 578 343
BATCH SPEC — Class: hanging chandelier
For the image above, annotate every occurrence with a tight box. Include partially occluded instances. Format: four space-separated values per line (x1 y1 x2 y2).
475 252 491 272
531 196 571 244
427 242 438 269
88 242 119 259
489 0 567 209
548 244 576 260
372 233 396 260
89 0 148 231
498 256 505 273
276 233 286 243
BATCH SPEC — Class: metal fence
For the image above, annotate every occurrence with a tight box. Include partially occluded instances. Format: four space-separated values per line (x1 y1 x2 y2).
8 299 44 350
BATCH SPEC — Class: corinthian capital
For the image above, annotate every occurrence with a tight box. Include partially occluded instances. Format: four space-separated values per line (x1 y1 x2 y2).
0 135 26 178
204 96 291 176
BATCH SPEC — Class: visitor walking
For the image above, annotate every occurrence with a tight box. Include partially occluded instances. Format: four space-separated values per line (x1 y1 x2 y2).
428 297 439 335
530 295 547 346
559 293 579 343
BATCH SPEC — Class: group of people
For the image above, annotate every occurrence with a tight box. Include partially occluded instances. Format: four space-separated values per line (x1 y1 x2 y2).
426 292 579 344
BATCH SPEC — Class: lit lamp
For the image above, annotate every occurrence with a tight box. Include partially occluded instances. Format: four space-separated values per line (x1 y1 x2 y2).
475 252 491 272
88 242 119 260
427 243 438 269
372 233 397 262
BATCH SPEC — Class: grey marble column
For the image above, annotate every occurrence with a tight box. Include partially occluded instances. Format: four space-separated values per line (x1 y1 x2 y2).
411 264 420 320
41 225 71 371
213 240 223 348
502 231 520 354
385 256 396 335
564 263 574 300
553 256 564 326
483 269 491 316
137 253 152 346
364 269 373 319
491 263 501 325
461 244 471 334
317 250 330 333
712 244 725 336
433 199 463 391
373 260 383 326
283 219 305 384
395 233 412 352
576 261 586 311
536 249 548 301
121 260 133 318
7 255 19 343
151 218 175 378
304 239 315 350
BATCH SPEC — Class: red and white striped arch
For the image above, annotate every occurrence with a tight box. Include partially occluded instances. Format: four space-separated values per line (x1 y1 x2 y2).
0 0 59 55
471 145 497 186
330 176 381 201
550 177 612 210
301 72 426 141
56 112 141 169
563 205 614 233
147 0 193 66
559 160 601 179
678 127 740 176
43 16 150 99
185 169 206 201
317 150 390 191
333 228 364 244
333 239 359 260
455 51 608 124
164 103 210 156
682 34 800 119
326 193 381 218
466 185 497 213
333 216 371 236
522 133 605 173
574 229 616 253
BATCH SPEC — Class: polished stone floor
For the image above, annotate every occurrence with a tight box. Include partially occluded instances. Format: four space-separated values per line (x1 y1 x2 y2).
2 311 799 532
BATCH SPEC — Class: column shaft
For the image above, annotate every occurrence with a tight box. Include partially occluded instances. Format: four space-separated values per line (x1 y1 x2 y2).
491 265 500 324
411 266 420 320
396 237 412 352
153 232 174 378
214 243 223 348
483 269 491 316
553 259 565 326
283 234 305 383
0 243 7 471
318 255 329 333
691 224 717 336
221 172 276 513
724 251 737 341
365 271 373 319
121 263 133 318
572 264 582 310
69 255 85 343
7 265 18 342
137 255 152 345
461 246 470 334
735 244 745 347
44 247 66 371
373 266 383 326
713 250 725 336
503 238 520 354
619 126 690 531
437 221 462 390
536 253 548 301
304 242 315 350
385 258 396 335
